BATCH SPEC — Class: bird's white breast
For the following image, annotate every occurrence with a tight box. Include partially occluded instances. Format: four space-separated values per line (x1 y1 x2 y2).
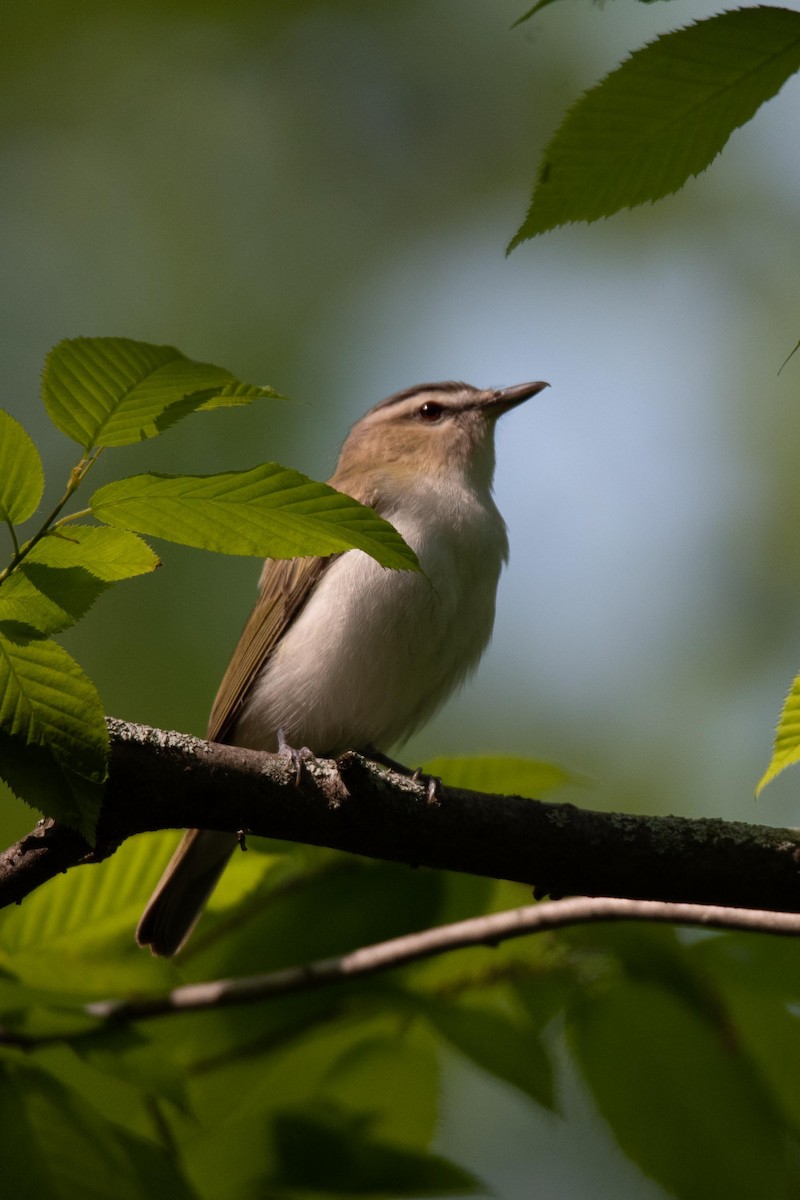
233 478 508 756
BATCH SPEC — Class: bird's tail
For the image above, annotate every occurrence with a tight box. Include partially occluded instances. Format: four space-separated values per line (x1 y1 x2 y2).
136 828 238 957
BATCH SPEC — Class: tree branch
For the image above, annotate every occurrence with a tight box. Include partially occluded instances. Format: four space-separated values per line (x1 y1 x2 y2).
2 896 798 1041
1 718 800 917
87 898 800 1023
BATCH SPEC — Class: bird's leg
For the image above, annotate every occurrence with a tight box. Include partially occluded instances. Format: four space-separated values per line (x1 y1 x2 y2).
362 746 441 804
277 728 316 787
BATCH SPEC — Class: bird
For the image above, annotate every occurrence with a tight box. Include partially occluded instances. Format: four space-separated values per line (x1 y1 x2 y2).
136 377 548 955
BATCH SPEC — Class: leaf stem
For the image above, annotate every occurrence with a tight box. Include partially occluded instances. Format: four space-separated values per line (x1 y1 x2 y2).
53 508 92 527
2 516 19 557
0 448 104 585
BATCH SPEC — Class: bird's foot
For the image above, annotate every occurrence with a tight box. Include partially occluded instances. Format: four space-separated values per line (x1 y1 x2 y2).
411 767 442 805
278 729 316 787
364 746 441 805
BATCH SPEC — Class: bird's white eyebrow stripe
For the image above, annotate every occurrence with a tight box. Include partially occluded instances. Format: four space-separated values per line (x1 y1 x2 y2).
370 381 470 413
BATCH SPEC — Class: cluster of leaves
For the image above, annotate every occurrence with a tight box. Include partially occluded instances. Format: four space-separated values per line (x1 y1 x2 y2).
0 337 418 841
2 785 800 1199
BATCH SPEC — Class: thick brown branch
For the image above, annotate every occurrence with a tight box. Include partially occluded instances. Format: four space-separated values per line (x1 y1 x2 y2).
0 717 799 914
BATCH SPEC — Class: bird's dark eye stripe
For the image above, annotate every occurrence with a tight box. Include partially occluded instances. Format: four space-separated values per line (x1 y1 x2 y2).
418 401 444 421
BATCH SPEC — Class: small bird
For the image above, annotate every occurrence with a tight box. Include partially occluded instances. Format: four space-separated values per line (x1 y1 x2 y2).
136 378 548 955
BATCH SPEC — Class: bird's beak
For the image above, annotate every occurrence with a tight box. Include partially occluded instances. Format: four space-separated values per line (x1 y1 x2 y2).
486 380 549 416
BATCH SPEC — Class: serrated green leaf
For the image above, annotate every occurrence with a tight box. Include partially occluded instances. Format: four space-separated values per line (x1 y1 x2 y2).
25 525 160 581
43 336 281 449
0 632 107 840
0 563 109 639
0 529 158 640
510 7 800 244
423 754 573 796
89 466 420 569
756 671 800 795
0 832 182 996
0 410 45 525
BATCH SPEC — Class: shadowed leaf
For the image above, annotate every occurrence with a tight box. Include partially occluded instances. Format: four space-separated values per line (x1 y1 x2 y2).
510 7 800 244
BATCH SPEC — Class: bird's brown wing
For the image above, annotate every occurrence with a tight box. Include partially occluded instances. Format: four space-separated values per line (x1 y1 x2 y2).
207 554 335 743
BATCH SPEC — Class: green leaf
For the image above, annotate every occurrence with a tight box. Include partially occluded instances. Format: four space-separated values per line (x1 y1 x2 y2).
510 7 800 244
568 978 794 1198
0 1056 195 1200
272 1105 482 1195
691 934 800 1132
755 671 800 795
423 754 573 796
186 1098 481 1198
43 336 281 449
0 563 110 638
0 633 107 840
0 831 182 994
25 525 160 581
421 995 555 1110
89 466 420 569
0 529 159 640
0 410 45 525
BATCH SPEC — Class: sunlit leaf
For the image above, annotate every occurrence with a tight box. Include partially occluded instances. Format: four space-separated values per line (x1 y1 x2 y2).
26 525 160 581
0 832 183 996
510 7 800 244
0 633 107 840
755 672 800 795
0 410 45 525
0 564 110 639
43 337 281 449
90 467 420 569
0 529 160 639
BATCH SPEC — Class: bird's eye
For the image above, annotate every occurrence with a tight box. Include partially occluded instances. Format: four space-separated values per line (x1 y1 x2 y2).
418 401 444 422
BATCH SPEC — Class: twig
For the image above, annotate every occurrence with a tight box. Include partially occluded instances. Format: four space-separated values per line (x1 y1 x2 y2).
72 896 800 1023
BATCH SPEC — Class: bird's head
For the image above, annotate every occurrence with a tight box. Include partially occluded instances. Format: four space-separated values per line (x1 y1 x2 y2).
333 380 548 502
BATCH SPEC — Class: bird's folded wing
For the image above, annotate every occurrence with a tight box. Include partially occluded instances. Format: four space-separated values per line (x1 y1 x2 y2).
207 555 335 743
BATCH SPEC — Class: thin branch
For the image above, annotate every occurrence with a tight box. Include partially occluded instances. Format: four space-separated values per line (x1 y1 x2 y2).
33 897 800 1028
2 718 800 918
0 449 102 582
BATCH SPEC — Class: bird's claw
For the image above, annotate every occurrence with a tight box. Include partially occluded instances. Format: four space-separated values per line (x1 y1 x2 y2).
278 729 315 786
410 766 441 805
